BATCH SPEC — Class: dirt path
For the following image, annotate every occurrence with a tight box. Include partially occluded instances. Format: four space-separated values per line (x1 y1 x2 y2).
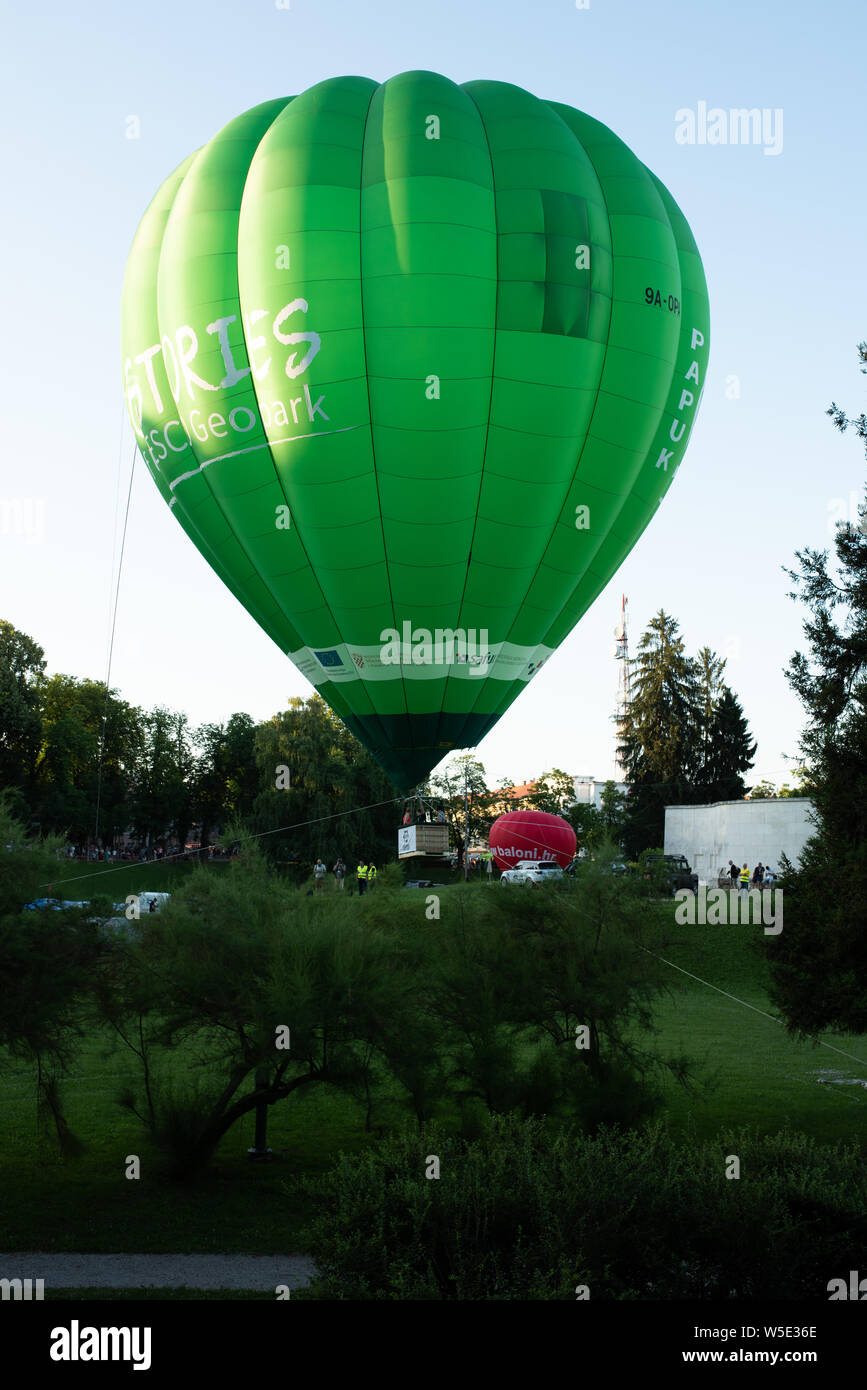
1 1252 315 1292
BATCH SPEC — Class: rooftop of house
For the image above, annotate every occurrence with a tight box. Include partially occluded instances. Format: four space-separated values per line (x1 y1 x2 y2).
499 781 539 800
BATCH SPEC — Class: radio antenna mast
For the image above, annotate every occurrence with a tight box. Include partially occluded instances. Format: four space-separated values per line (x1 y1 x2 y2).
612 594 630 777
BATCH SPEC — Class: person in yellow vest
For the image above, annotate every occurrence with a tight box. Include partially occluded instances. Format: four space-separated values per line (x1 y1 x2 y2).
356 860 368 896
738 863 750 895
367 863 377 889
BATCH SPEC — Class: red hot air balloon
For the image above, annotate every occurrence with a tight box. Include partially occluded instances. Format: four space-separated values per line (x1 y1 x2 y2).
489 810 577 870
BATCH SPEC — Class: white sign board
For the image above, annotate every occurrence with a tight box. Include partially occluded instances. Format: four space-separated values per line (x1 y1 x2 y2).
398 825 417 857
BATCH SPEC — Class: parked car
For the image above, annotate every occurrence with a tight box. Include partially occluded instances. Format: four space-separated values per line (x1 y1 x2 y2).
565 857 627 877
642 854 698 895
23 897 90 911
500 859 564 887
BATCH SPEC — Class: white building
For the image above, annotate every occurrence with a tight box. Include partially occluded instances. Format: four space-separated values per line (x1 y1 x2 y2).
664 797 816 883
572 776 629 812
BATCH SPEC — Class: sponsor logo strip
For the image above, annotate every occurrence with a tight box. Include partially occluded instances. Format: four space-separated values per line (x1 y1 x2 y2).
288 642 555 685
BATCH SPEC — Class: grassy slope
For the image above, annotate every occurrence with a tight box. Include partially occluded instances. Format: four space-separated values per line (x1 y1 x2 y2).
642 908 867 1144
2 886 865 1258
43 858 230 901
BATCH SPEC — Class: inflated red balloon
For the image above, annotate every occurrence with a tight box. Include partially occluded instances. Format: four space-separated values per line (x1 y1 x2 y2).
489 810 577 870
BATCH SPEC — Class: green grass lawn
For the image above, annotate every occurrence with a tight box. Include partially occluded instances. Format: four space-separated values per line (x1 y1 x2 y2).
640 908 867 1143
44 857 231 902
45 857 463 902
0 1036 371 1253
2 888 865 1261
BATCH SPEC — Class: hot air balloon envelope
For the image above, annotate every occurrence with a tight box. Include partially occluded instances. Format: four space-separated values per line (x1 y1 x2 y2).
121 73 709 790
489 809 577 870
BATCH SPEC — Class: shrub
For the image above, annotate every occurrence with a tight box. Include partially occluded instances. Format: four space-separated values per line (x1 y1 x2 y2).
295 1116 867 1300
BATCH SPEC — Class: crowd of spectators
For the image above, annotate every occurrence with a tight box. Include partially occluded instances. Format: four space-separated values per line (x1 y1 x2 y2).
63 842 238 864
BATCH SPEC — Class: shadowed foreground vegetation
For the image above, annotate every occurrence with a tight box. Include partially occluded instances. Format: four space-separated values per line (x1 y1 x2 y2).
2 807 866 1298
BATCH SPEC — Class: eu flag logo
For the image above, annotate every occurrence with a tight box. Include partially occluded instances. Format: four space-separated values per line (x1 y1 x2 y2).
314 649 344 669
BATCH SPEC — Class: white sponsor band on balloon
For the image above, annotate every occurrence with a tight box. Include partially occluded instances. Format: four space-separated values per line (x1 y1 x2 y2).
288 640 555 685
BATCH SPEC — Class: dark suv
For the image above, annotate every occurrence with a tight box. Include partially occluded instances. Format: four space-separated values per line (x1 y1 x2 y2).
643 853 698 895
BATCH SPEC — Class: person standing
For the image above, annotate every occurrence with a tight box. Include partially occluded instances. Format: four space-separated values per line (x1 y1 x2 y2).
729 860 738 887
367 863 377 890
486 855 493 883
738 862 750 895
314 858 327 893
356 860 367 896
334 858 346 891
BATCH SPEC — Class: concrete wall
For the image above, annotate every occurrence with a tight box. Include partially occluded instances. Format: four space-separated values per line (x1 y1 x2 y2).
664 798 816 882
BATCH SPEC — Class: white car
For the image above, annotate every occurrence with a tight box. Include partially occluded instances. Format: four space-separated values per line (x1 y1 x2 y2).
500 859 564 887
111 891 171 916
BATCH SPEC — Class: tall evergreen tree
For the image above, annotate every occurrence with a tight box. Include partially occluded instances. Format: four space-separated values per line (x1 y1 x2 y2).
693 645 726 787
700 685 756 801
618 611 702 856
766 342 867 1035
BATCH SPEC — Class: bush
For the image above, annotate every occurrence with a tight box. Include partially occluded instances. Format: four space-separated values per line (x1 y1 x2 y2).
99 848 690 1170
295 1116 867 1300
132 1079 232 1181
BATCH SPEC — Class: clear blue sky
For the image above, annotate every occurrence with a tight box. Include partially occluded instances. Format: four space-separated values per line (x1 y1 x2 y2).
2 0 864 789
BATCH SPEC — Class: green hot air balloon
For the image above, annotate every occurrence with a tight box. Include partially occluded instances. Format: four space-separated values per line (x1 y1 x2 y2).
121 72 709 791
